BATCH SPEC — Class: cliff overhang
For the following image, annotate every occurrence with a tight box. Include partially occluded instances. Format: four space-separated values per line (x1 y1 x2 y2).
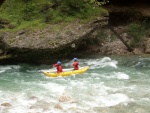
103 0 150 26
0 19 106 64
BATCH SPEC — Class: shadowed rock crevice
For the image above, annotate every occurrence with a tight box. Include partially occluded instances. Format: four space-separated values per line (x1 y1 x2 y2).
103 0 150 26
0 0 5 6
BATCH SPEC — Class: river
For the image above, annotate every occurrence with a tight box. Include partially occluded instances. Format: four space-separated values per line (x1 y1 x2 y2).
0 55 150 113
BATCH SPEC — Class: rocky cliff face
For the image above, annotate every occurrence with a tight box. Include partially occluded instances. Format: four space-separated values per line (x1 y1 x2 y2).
0 19 106 64
1 0 150 64
103 0 150 26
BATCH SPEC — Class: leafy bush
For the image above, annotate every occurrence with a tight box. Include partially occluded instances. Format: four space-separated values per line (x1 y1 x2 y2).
0 0 106 30
128 22 147 47
22 4 37 21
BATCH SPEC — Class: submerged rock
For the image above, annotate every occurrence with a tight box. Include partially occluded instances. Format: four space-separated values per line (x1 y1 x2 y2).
1 102 12 107
59 95 76 103
54 104 63 110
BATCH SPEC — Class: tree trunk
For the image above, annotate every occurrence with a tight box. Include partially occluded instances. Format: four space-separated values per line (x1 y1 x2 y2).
109 25 133 52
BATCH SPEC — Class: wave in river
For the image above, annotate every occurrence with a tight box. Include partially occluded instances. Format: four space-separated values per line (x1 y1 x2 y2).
0 56 150 113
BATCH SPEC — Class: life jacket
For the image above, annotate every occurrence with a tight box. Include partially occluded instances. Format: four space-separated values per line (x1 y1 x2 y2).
53 64 63 73
72 61 79 70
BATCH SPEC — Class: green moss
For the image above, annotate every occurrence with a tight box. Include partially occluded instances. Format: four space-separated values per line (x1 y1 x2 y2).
0 0 107 32
127 21 148 47
51 25 64 32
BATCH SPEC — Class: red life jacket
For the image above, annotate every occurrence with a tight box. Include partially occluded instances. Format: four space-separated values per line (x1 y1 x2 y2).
53 64 63 73
72 61 79 70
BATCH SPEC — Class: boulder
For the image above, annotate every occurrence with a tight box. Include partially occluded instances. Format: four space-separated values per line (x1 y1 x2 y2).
1 102 12 107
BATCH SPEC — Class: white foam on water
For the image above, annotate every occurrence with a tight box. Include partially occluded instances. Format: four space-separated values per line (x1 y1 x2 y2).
81 93 129 109
0 70 5 73
85 57 118 69
97 93 129 107
57 102 77 111
113 72 129 80
0 91 51 113
40 82 66 96
137 98 150 106
0 92 25 113
63 60 73 67
100 72 129 80
1 56 149 113
0 65 21 74
101 57 112 62
10 65 21 69
90 73 101 77
0 77 132 113
40 68 57 73
65 91 129 110
0 66 12 73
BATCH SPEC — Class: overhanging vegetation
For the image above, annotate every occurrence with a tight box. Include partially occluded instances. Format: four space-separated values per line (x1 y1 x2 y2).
0 0 108 31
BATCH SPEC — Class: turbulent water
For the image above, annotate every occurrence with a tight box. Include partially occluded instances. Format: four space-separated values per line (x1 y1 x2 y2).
0 55 150 113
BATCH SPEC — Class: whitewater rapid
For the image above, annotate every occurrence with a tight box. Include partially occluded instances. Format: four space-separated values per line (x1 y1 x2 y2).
0 56 150 113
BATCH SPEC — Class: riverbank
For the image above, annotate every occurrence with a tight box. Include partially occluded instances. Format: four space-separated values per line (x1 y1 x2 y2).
0 23 150 65
77 25 150 56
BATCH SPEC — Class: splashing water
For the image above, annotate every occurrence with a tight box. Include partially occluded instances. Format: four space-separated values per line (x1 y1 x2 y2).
0 56 150 113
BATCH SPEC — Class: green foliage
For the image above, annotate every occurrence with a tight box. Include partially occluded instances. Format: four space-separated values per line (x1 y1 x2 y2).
22 3 37 21
127 22 147 47
43 9 64 23
90 0 109 6
47 0 103 23
60 0 88 15
0 0 107 30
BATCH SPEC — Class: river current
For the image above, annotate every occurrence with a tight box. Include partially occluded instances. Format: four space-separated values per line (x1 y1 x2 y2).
0 55 150 113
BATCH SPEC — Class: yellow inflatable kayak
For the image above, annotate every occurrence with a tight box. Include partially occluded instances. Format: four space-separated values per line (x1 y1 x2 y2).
42 66 89 77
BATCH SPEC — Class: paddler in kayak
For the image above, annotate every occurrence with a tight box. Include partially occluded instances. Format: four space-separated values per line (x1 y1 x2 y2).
53 61 63 73
72 58 79 70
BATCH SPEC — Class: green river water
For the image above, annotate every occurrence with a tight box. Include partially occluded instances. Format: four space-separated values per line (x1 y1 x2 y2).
0 55 150 113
